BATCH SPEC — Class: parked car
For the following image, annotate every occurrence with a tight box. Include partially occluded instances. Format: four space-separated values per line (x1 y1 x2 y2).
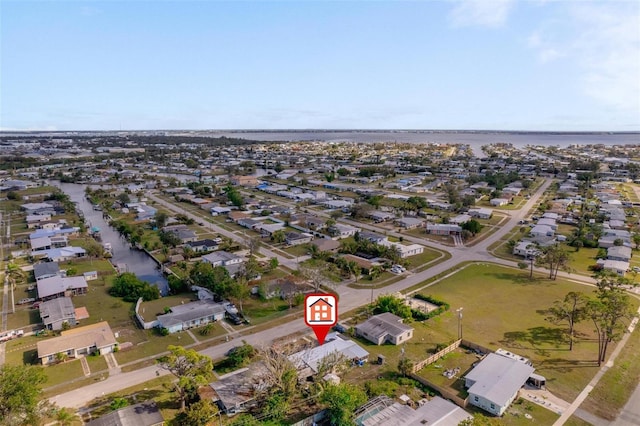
333 323 347 333
26 285 35 291
226 312 243 325
17 298 35 305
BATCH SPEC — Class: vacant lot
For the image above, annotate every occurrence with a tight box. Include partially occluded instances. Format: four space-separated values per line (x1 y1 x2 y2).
414 264 637 403
350 264 635 404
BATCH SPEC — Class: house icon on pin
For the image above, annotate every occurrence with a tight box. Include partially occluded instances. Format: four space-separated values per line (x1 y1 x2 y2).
309 297 333 322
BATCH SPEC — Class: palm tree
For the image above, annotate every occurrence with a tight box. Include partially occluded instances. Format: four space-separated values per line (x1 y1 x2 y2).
54 407 80 426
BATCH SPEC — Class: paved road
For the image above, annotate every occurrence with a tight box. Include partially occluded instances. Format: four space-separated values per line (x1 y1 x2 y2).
48 178 618 417
148 194 300 269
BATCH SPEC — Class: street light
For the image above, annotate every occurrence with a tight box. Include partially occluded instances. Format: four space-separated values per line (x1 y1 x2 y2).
456 307 463 340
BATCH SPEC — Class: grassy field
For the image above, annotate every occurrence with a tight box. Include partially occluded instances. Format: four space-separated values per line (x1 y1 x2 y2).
114 329 194 365
580 314 640 420
355 263 637 407
419 264 613 403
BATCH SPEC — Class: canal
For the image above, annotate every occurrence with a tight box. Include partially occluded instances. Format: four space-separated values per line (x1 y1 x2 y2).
55 182 169 295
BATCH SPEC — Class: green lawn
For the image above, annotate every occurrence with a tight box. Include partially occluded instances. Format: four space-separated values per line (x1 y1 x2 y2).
86 354 109 373
405 247 443 270
241 295 303 325
138 294 198 323
283 244 310 257
114 329 194 365
581 316 640 420
43 359 86 388
400 264 628 403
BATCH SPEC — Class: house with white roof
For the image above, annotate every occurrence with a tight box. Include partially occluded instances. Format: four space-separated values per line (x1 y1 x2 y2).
464 352 535 416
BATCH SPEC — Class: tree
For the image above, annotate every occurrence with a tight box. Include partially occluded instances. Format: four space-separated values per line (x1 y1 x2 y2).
53 407 80 426
189 262 234 297
227 342 256 368
223 184 244 208
261 392 289 422
587 278 635 365
319 383 367 426
154 211 168 229
398 358 414 377
159 231 182 248
271 230 286 244
110 272 160 302
229 282 250 314
175 400 218 426
461 219 483 236
6 191 22 201
268 257 279 271
299 266 327 291
374 295 412 320
157 346 213 411
117 192 131 205
0 364 48 426
546 292 588 351
537 244 571 280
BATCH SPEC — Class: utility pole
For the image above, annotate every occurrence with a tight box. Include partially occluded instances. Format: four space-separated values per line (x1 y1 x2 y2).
456 307 463 340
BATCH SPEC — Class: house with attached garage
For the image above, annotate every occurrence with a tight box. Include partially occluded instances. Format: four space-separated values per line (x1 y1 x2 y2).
36 321 117 365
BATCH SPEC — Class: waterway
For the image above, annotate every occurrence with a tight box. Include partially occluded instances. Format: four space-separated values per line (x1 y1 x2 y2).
54 181 169 295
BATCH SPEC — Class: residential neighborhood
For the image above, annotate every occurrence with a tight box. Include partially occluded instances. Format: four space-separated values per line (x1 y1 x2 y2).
1 134 640 426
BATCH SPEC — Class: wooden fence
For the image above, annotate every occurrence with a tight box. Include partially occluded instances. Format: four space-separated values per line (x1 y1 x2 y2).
409 373 468 408
412 339 462 372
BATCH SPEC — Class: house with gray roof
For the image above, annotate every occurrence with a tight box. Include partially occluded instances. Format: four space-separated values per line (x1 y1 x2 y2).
464 352 535 416
37 276 88 301
355 395 472 426
607 245 632 262
289 333 369 379
85 401 164 426
34 262 60 281
156 300 226 333
39 297 76 331
356 312 414 345
210 362 270 414
395 217 424 229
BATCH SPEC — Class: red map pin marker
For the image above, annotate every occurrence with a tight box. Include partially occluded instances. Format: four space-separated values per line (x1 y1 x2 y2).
305 293 338 345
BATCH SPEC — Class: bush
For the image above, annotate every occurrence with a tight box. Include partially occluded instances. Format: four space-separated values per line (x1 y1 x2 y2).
109 272 160 302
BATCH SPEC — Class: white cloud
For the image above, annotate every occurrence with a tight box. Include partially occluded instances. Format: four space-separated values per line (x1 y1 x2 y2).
569 2 640 112
526 2 640 116
449 0 514 28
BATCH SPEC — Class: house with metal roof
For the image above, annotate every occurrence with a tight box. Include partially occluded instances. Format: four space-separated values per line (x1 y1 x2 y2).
355 312 414 345
39 297 76 331
355 395 472 426
464 352 535 416
37 276 88 301
289 333 369 380
85 400 164 426
156 300 226 333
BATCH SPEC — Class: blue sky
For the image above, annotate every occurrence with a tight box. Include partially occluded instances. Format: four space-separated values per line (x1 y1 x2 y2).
2 0 639 131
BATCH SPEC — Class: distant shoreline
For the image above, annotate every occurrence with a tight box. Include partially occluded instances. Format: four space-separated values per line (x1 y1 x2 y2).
1 129 639 136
